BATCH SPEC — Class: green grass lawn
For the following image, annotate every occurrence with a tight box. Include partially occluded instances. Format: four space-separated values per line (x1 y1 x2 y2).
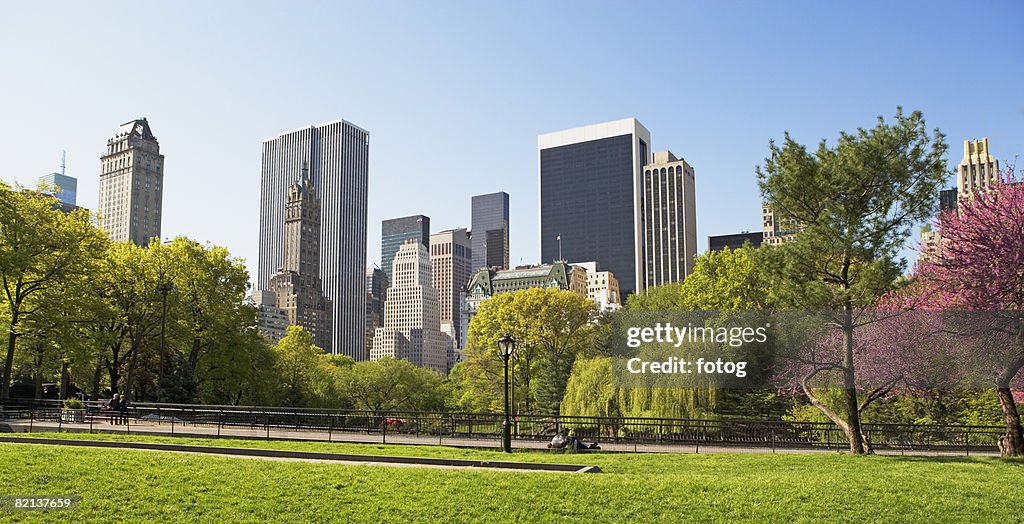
1 433 1022 523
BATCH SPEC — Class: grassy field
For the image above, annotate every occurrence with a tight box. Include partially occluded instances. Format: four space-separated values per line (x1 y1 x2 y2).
1 433 1022 523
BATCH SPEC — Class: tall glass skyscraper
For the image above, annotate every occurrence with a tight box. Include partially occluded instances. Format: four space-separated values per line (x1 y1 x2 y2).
258 119 369 358
470 192 509 271
38 172 77 206
381 215 430 287
538 118 651 296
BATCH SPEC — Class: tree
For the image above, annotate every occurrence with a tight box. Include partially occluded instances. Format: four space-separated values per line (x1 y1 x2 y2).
271 325 342 408
626 246 772 311
0 184 108 400
459 288 597 415
338 358 444 412
622 247 774 418
911 169 1024 456
89 242 168 399
756 108 948 454
159 238 258 402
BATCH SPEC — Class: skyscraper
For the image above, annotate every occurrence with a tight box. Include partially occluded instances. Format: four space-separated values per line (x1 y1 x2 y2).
921 138 1002 262
539 118 651 296
365 266 388 360
39 154 77 207
258 120 369 357
470 192 509 271
430 228 472 349
98 118 164 245
371 239 448 374
381 215 430 286
958 138 1001 195
268 163 332 350
642 151 697 288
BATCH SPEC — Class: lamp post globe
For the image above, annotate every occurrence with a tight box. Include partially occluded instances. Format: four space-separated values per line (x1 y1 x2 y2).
497 334 516 452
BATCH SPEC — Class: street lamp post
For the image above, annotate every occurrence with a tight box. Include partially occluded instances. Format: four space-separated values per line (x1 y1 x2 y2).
156 281 176 403
497 334 516 453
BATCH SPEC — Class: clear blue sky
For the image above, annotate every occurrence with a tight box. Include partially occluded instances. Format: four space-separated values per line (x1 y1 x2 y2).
2 1 1022 282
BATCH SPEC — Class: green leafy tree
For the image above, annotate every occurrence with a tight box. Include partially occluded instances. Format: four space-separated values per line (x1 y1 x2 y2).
756 108 948 454
158 238 259 403
459 288 597 415
338 358 444 412
89 242 168 399
625 247 772 311
271 325 342 408
0 184 108 400
621 247 773 418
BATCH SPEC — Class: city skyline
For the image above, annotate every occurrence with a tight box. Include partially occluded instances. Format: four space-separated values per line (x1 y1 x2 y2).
3 2 1023 285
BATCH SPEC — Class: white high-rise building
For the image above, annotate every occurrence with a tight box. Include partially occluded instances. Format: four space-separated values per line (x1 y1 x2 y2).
98 118 164 245
958 138 1001 196
642 151 697 287
371 239 448 374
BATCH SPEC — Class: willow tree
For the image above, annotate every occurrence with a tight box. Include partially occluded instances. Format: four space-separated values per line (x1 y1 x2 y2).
757 108 947 454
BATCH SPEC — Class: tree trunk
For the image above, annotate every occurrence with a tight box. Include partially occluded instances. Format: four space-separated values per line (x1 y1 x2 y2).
91 363 103 400
842 310 867 454
33 348 44 400
1 318 18 401
59 360 70 400
996 385 1024 457
124 337 141 402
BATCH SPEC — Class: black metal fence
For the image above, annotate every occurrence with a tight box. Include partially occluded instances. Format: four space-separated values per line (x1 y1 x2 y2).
0 399 1004 454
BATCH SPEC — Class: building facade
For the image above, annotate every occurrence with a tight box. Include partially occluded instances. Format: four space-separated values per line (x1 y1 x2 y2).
464 261 590 333
539 118 651 297
39 172 77 207
762 204 797 246
708 232 763 252
958 138 1001 196
251 290 288 343
98 118 164 245
430 228 472 350
381 215 430 287
921 138 1002 261
257 120 369 358
365 267 388 361
371 239 448 374
470 192 509 271
267 164 333 350
575 261 621 312
642 151 697 288
939 188 959 214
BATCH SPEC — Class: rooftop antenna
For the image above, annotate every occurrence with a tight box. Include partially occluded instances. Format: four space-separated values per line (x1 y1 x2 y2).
60 150 66 176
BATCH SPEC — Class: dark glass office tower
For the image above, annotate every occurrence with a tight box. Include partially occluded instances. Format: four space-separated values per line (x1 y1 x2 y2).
939 188 958 214
381 215 430 285
470 192 509 271
538 118 650 296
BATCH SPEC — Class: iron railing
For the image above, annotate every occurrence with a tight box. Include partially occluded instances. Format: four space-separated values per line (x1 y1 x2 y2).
0 399 1005 454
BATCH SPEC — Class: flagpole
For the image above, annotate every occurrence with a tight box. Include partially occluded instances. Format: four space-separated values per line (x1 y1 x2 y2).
557 234 562 262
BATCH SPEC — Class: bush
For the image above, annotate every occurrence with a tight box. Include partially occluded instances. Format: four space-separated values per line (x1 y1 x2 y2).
63 398 84 410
